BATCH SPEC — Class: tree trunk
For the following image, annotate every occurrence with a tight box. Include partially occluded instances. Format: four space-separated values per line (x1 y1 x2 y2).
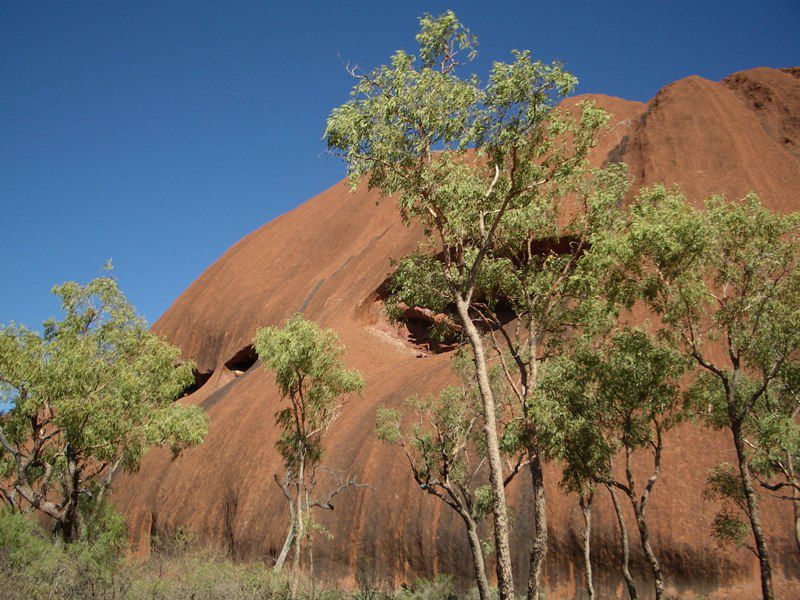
788 456 800 561
579 491 594 600
274 520 295 572
623 447 663 600
630 498 663 600
607 485 638 599
527 450 548 600
793 489 800 561
61 502 81 543
461 511 491 600
61 445 82 543
306 487 314 581
291 455 306 600
732 422 774 600
456 296 515 599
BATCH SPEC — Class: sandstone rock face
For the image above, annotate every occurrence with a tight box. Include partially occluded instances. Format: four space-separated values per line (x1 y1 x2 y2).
113 68 800 598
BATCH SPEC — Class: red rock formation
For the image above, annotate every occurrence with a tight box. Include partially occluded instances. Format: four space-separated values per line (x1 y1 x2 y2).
113 67 800 598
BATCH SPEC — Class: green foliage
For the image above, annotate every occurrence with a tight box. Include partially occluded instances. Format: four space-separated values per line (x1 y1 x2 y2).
254 314 364 472
534 327 686 492
613 188 800 592
705 463 747 506
612 187 800 421
709 512 751 551
376 347 520 520
704 463 751 551
480 161 629 338
375 407 402 444
327 15 629 597
0 509 65 590
743 363 800 504
325 10 619 303
0 508 471 599
130 554 288 600
0 273 208 537
385 253 451 318
254 314 364 586
395 575 460 600
0 505 130 599
472 485 495 523
612 186 800 458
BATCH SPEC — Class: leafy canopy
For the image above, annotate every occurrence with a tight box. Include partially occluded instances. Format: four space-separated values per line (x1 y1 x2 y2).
325 10 613 301
254 315 364 471
534 327 686 492
0 274 208 524
608 187 800 425
613 188 800 386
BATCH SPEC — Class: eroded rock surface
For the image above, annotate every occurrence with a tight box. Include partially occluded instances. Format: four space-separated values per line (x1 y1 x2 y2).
114 67 800 598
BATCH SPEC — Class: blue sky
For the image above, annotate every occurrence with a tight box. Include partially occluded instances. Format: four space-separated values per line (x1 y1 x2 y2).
2 1 799 329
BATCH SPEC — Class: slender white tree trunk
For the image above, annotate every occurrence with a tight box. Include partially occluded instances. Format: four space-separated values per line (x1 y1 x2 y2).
290 455 306 600
732 421 774 600
461 511 491 600
793 488 800 560
527 452 548 600
274 520 295 572
456 296 515 599
607 484 637 599
579 491 595 600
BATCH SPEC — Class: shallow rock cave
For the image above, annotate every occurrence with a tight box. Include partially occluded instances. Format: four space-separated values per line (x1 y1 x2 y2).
180 368 214 397
224 344 259 375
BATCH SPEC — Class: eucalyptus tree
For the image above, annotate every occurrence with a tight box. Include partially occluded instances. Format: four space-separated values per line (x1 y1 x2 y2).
376 350 527 600
703 363 800 561
748 364 800 559
470 162 627 598
615 187 800 600
0 274 208 542
531 347 606 600
534 328 684 600
593 329 686 600
253 315 364 596
325 11 620 597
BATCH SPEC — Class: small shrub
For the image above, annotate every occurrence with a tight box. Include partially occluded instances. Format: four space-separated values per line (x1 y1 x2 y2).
0 507 130 599
396 576 459 600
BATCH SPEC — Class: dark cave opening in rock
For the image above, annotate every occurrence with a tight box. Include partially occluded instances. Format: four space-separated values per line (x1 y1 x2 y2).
395 304 462 354
224 344 259 374
364 280 519 355
181 368 214 397
363 237 581 355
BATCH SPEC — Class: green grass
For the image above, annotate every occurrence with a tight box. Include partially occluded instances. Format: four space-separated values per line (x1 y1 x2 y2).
0 509 472 600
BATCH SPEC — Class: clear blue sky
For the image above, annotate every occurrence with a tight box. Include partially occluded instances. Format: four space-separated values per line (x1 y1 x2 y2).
2 1 798 329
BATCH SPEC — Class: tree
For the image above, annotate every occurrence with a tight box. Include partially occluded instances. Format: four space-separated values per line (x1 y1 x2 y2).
532 343 608 600
467 161 627 600
747 364 800 559
535 328 685 600
593 329 685 600
0 274 208 542
383 152 626 600
325 11 618 597
703 363 800 561
615 187 800 600
253 315 364 598
376 350 527 600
